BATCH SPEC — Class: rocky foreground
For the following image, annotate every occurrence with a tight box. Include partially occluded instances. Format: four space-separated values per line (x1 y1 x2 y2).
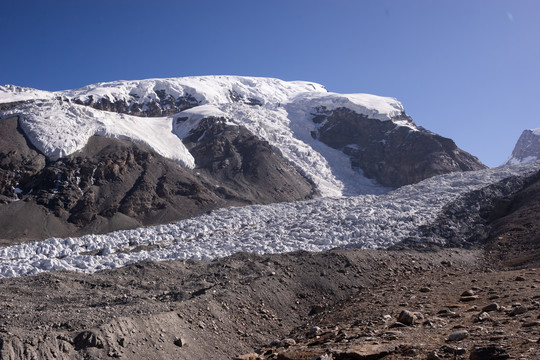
1 167 540 359
245 254 540 360
0 247 538 360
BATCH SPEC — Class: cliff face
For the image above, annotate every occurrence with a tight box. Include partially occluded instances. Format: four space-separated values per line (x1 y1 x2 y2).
312 107 486 187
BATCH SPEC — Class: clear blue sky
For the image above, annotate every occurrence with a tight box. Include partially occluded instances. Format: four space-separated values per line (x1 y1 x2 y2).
1 0 539 167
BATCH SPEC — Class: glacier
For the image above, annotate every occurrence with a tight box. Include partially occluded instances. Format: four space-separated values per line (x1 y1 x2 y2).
0 161 538 279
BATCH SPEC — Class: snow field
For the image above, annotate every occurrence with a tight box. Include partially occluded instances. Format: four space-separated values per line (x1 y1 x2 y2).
3 99 195 167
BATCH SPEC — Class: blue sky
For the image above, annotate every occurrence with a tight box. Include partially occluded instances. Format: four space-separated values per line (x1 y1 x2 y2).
1 0 539 167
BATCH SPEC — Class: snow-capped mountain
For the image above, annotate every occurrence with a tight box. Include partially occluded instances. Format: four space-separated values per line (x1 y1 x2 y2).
504 128 540 165
0 76 485 240
0 77 410 195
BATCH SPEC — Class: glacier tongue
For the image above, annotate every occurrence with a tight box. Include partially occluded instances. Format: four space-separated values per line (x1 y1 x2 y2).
0 161 538 279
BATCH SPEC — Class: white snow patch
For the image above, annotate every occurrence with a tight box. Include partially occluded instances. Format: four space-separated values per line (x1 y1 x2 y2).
0 162 538 279
291 92 409 124
0 85 55 103
2 99 194 167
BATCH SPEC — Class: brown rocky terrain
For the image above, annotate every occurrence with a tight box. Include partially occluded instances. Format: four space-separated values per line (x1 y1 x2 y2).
0 249 538 359
312 107 486 187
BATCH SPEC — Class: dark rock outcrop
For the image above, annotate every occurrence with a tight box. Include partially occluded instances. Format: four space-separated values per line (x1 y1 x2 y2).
71 88 266 118
182 116 317 204
311 107 486 187
70 88 265 118
484 169 540 268
72 93 200 117
0 116 46 203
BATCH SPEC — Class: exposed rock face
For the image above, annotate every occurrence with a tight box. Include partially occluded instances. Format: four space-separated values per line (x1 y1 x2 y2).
182 116 317 204
485 169 540 268
312 107 486 187
504 128 540 165
72 92 200 117
0 116 315 241
0 116 46 203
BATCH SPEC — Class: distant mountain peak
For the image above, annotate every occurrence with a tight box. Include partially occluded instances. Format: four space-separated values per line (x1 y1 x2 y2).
504 128 540 165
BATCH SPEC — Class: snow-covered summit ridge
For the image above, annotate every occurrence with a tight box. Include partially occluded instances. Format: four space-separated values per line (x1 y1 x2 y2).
1 76 404 122
0 84 54 103
504 127 540 165
63 76 404 121
63 76 328 108
0 76 413 196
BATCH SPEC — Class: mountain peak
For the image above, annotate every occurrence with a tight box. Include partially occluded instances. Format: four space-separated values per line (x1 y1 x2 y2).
504 128 540 165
